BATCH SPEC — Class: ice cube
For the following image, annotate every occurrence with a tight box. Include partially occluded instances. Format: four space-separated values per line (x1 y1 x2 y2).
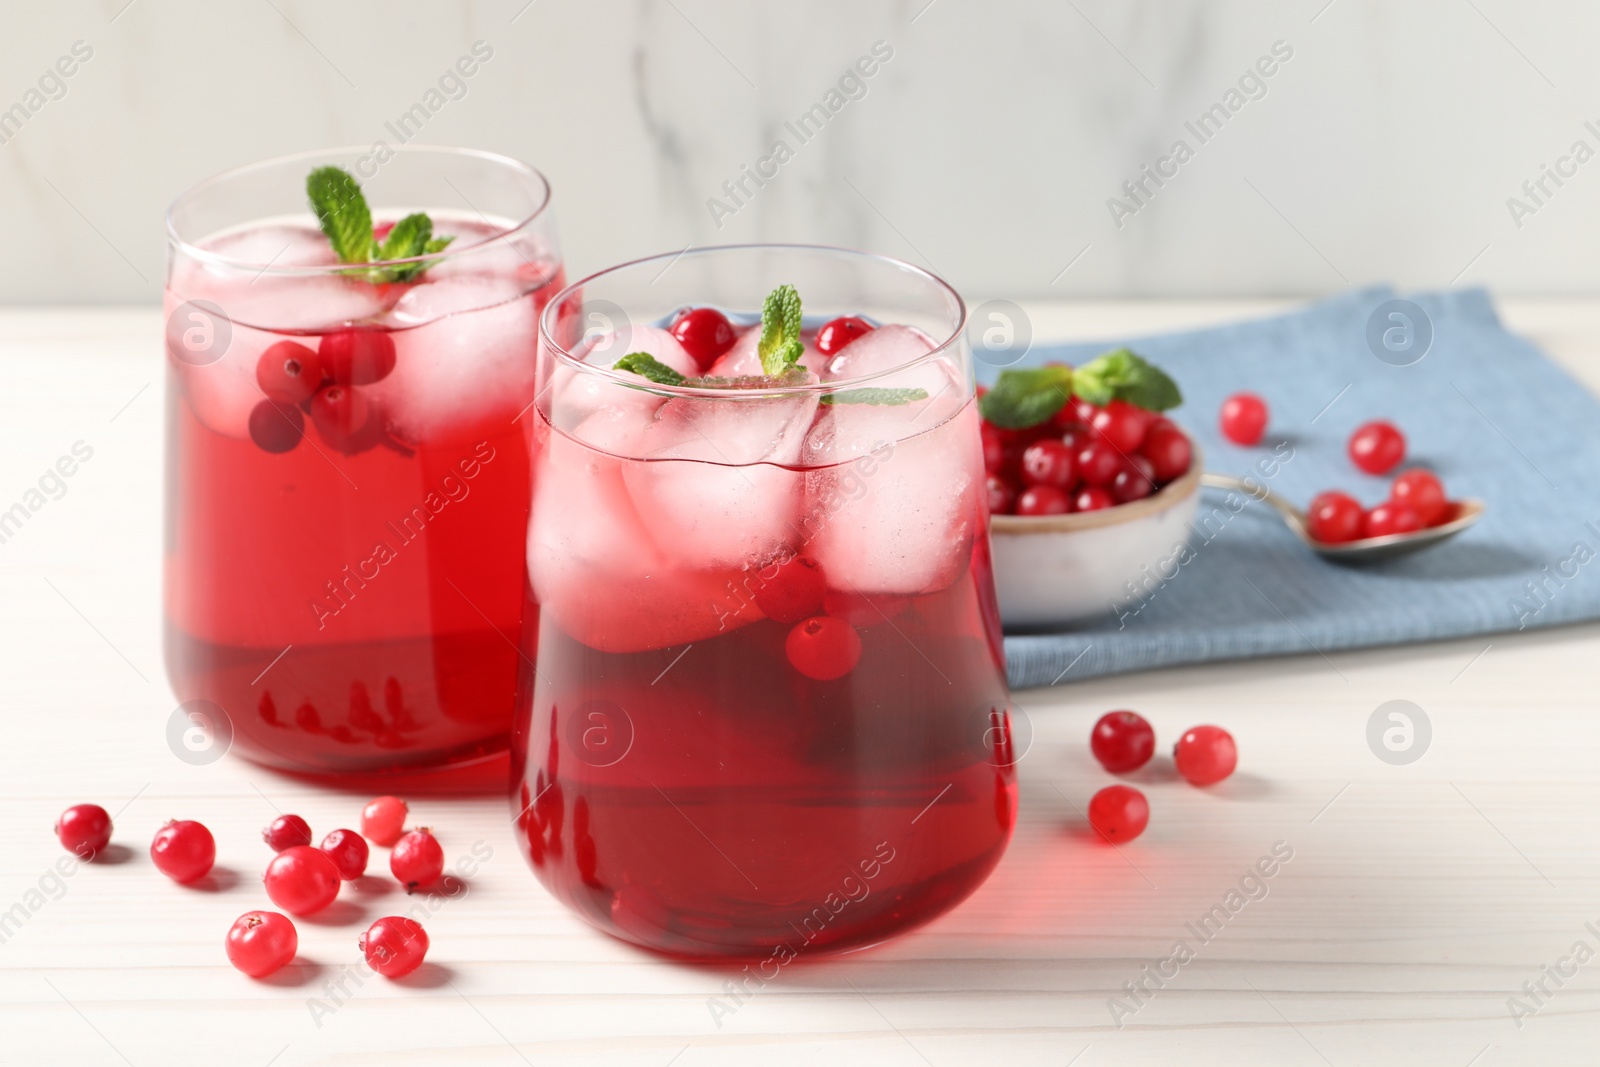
549 325 694 436
621 390 818 569
704 326 823 379
527 428 762 653
799 362 980 596
822 323 945 394
368 277 539 446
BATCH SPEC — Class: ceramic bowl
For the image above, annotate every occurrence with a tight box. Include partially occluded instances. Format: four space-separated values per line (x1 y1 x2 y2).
989 454 1203 628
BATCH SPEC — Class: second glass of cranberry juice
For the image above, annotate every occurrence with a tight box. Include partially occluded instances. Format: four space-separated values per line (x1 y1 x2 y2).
514 245 1015 959
164 147 563 774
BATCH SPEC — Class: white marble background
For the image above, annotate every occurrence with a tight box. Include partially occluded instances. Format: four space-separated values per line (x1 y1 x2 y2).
2 0 1598 304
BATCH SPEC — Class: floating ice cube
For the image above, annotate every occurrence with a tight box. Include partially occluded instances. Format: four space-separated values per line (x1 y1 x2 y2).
369 277 539 446
550 325 695 437
822 324 946 394
527 429 762 653
705 326 822 379
800 361 980 596
621 389 818 569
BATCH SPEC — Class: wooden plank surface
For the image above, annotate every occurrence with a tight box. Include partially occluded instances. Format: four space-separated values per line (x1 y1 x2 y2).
0 301 1593 1066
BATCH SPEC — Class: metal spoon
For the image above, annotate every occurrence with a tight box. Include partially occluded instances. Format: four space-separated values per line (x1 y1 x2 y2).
1200 472 1485 561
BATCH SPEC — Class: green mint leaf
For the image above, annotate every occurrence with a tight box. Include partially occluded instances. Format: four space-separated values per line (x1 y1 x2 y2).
978 366 1074 429
375 213 435 282
306 166 373 266
758 284 805 376
820 387 930 406
423 235 455 254
1070 348 1182 411
614 352 687 386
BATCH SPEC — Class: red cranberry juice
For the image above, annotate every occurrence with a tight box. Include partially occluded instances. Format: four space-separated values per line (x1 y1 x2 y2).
164 218 563 773
512 399 1015 958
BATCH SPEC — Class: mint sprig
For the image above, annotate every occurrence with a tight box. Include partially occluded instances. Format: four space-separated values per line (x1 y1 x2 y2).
306 166 452 284
614 352 686 386
758 284 805 376
820 387 929 406
1071 348 1182 411
978 365 1074 429
979 349 1182 429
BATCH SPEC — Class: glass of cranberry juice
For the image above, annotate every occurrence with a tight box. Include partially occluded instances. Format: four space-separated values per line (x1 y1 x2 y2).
164 146 563 774
514 245 1015 959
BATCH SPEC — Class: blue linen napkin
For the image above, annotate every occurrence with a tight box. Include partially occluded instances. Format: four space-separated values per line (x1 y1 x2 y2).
994 286 1600 689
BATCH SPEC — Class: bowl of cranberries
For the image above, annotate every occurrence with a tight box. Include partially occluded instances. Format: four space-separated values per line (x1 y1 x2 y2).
981 352 1201 627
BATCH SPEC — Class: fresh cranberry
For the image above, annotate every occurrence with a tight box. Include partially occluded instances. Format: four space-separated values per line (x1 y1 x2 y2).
1088 784 1150 844
55 804 112 859
390 829 445 891
226 911 298 978
785 616 863 680
1075 441 1121 488
1174 725 1237 786
1020 439 1077 489
1015 485 1070 516
319 829 369 881
1390 468 1448 526
1141 424 1192 483
1220 393 1268 445
255 341 323 403
753 555 827 625
310 384 370 447
1348 420 1406 475
1306 491 1364 544
318 329 397 385
1110 456 1157 503
670 307 737 370
815 315 874 356
1090 711 1155 772
361 796 408 846
1091 400 1151 454
981 426 1007 474
263 845 341 915
262 814 312 853
1362 500 1423 539
985 474 1016 515
1073 486 1115 512
248 400 304 454
1058 424 1091 454
151 820 216 884
1070 398 1100 425
361 916 429 978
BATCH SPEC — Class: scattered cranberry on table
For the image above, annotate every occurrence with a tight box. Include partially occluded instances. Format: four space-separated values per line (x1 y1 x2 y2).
785 616 863 681
669 306 737 370
361 796 408 847
1348 419 1406 475
815 315 875 356
1220 392 1269 445
1088 784 1150 844
226 911 298 978
390 829 446 892
361 916 430 979
264 845 342 915
151 820 216 884
319 829 370 881
1173 725 1238 786
262 814 313 853
55 804 112 859
1091 711 1156 773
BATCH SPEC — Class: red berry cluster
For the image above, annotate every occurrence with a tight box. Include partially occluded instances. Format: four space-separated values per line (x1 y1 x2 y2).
54 794 437 980
1079 711 1237 843
982 395 1194 517
249 329 399 456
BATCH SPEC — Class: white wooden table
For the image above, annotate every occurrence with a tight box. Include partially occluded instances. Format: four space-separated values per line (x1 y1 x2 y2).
2 301 1596 1066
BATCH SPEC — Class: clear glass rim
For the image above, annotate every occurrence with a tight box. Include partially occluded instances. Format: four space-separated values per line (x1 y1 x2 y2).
165 143 553 278
538 243 970 399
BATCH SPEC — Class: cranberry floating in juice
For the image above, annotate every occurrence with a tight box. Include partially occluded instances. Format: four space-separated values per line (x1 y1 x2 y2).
513 246 1015 959
164 147 563 773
